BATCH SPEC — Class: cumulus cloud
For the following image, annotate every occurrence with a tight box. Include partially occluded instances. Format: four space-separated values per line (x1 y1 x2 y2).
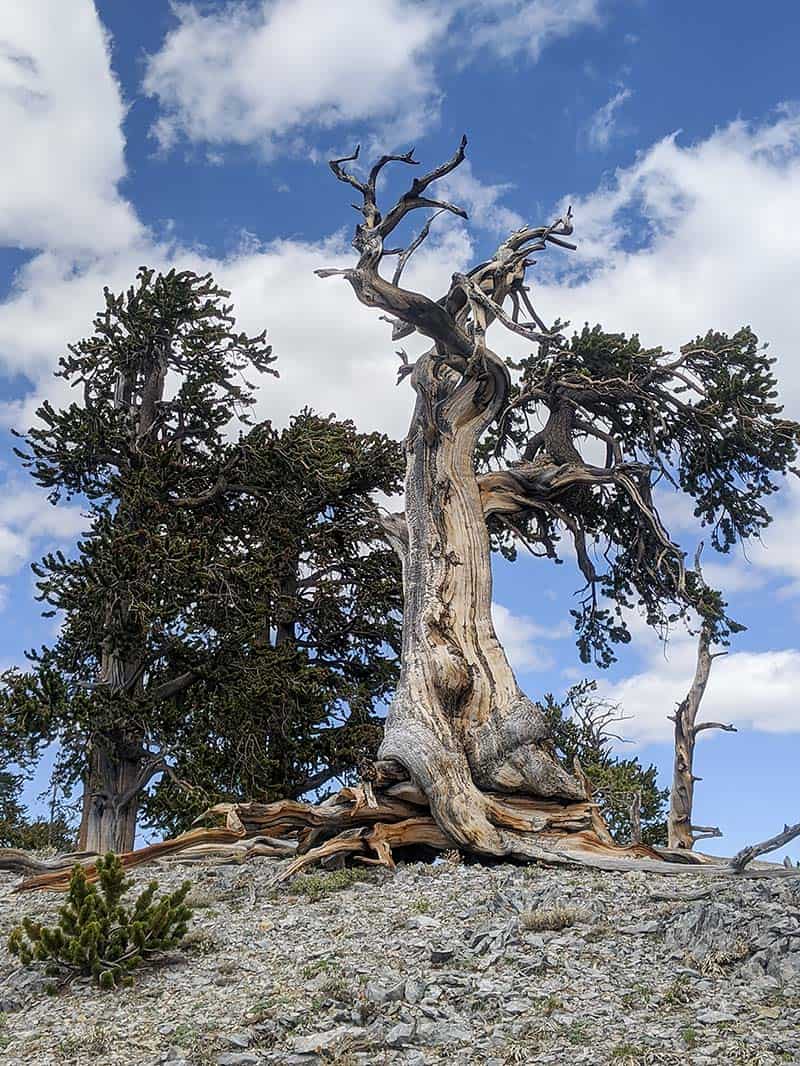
586 86 632 150
0 222 474 443
143 0 447 154
597 621 800 745
0 481 86 577
491 602 573 673
462 0 602 61
0 3 141 255
541 105 800 411
436 160 524 235
143 0 606 153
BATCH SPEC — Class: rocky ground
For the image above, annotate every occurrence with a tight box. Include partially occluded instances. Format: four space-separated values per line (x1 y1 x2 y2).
0 854 798 1066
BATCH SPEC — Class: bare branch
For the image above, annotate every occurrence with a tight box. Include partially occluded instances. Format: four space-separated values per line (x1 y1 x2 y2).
329 146 367 196
730 820 800 872
148 670 196 704
693 721 737 735
391 210 446 286
690 825 723 841
378 134 469 238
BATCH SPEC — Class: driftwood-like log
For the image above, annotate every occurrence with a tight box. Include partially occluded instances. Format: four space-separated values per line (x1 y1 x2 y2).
7 771 796 893
729 820 800 872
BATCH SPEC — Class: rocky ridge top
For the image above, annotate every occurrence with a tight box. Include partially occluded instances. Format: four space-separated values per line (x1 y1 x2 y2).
0 857 798 1065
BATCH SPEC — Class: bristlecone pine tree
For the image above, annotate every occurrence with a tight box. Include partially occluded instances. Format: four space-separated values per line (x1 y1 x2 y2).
141 409 402 837
8 852 192 988
305 136 799 866
5 267 275 855
2 267 402 851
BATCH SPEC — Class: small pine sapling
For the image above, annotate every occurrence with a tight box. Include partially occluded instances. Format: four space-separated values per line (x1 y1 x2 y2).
7 853 192 989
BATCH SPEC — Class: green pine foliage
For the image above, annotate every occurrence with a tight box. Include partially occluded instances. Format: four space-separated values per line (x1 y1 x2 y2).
141 408 403 835
0 265 402 845
541 681 668 845
487 324 800 666
7 853 192 989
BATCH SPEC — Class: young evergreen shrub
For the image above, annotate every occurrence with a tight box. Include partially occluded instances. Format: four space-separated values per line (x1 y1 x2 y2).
7 853 192 989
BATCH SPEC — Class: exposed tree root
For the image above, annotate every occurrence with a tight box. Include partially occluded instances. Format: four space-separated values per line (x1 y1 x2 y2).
4 762 794 892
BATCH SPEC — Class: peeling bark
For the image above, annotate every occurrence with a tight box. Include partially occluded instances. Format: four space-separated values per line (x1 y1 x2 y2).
78 737 143 854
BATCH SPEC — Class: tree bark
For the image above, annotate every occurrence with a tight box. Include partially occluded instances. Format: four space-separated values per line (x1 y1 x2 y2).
378 347 584 856
78 737 142 854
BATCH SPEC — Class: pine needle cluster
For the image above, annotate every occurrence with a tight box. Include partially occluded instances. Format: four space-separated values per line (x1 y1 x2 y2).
7 853 192 989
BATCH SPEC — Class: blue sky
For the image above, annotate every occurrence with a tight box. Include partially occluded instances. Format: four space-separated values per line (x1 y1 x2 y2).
2 1 800 857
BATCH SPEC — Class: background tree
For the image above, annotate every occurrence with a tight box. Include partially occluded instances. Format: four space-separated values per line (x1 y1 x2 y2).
4 267 403 853
7 267 276 854
309 136 800 861
0 772 75 852
542 681 668 846
141 410 403 837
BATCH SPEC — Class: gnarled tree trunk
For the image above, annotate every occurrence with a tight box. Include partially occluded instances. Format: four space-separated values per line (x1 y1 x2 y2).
381 348 584 855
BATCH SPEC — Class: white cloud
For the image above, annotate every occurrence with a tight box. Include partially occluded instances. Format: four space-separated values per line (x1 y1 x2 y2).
541 105 800 414
0 2 141 255
586 86 632 150
143 0 606 154
491 601 573 672
437 160 524 235
0 482 87 577
143 0 446 154
737 476 800 593
0 223 474 444
460 0 602 61
597 623 800 745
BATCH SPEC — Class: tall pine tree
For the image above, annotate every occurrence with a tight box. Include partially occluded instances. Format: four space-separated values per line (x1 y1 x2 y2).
4 267 402 851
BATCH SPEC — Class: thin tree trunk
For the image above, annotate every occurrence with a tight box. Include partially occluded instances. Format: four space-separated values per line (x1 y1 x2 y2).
379 350 583 855
667 622 734 849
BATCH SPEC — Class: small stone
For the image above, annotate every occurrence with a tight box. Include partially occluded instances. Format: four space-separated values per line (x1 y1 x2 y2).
366 978 404 1004
215 1055 260 1066
221 1032 252 1049
416 1019 471 1045
385 1021 416 1047
404 976 426 1003
291 1027 362 1055
429 946 454 963
406 915 440 930
696 1009 738 1025
618 921 660 934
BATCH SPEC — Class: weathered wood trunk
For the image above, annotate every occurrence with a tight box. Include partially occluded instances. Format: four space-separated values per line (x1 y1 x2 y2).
667 622 733 849
379 348 583 854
